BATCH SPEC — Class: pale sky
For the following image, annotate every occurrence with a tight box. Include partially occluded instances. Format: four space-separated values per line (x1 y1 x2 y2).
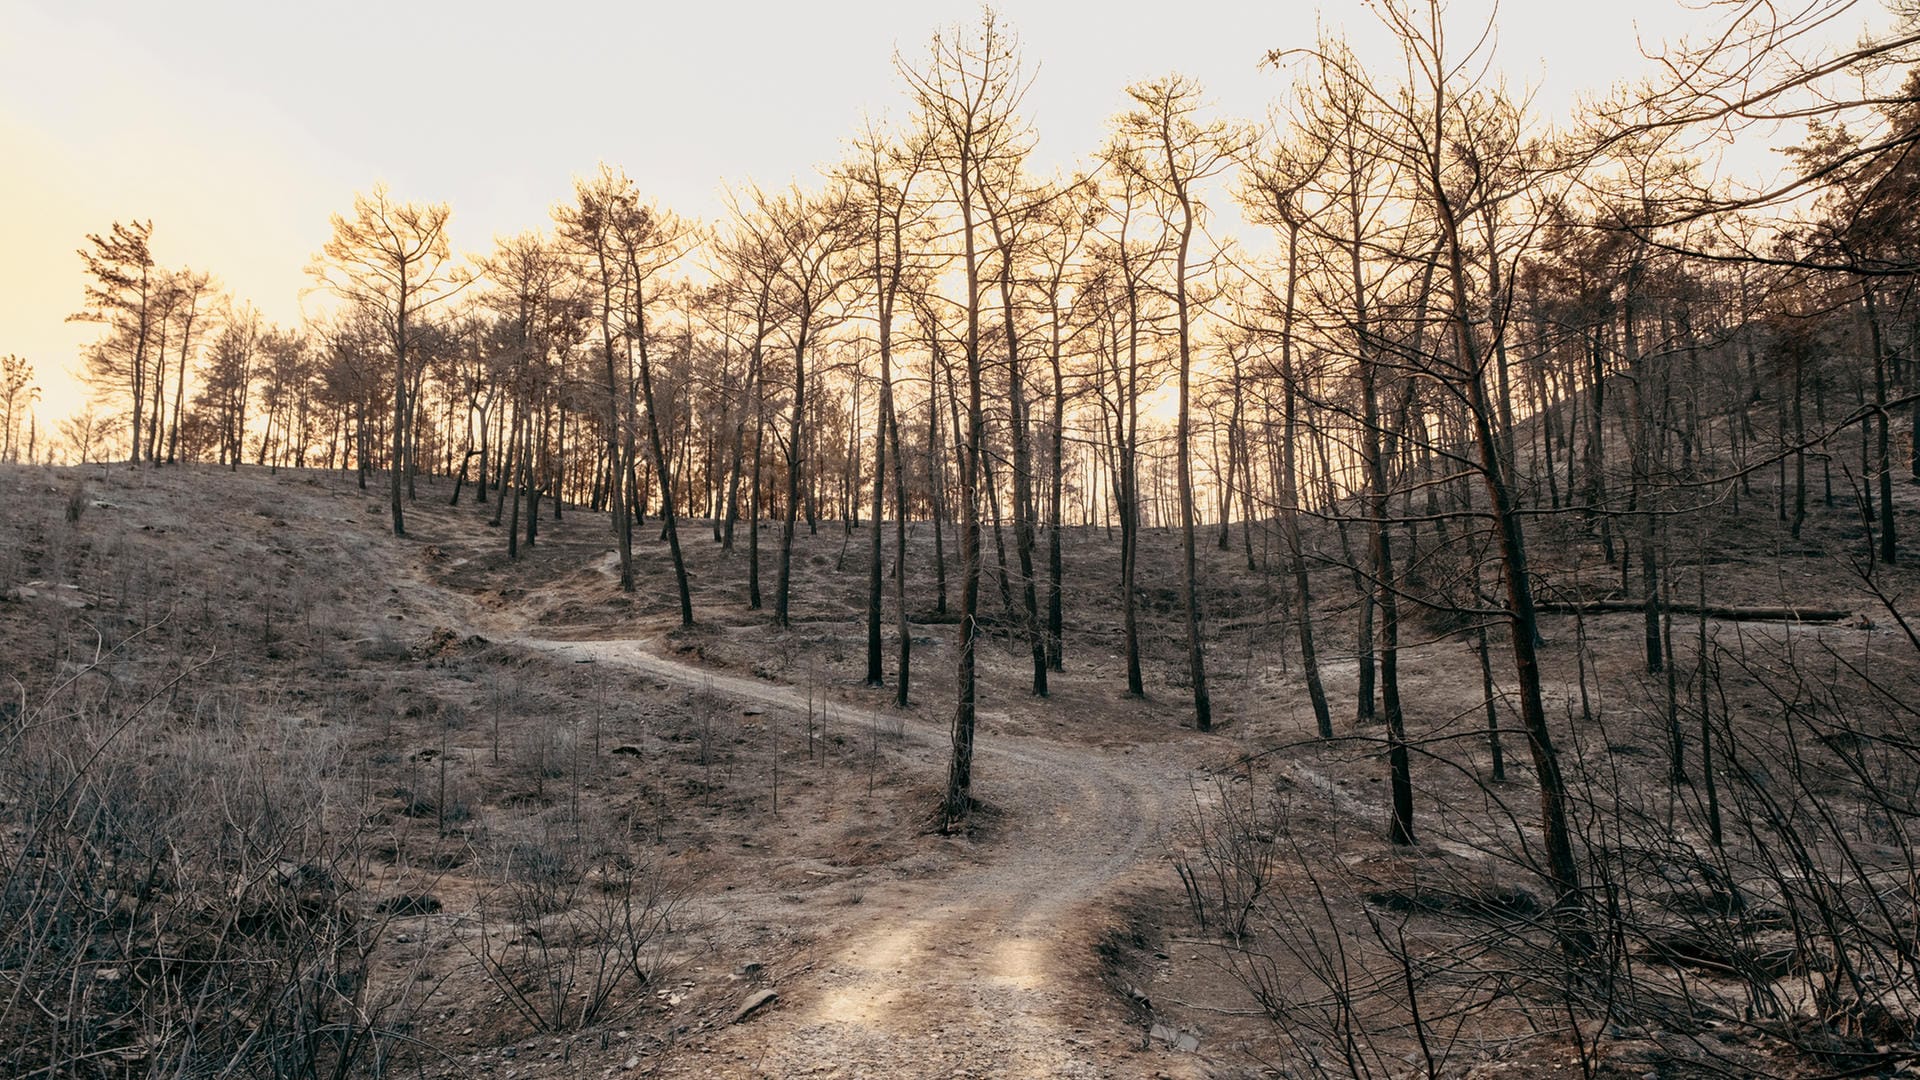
0 0 1878 426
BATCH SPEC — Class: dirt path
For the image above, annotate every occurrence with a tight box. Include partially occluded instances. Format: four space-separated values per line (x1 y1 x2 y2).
524 633 1197 1078
370 511 1209 1076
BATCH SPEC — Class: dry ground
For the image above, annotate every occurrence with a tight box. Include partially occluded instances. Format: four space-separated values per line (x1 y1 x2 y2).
3 460 1918 1078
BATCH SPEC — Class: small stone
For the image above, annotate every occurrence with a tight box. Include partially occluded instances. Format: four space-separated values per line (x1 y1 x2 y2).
732 988 779 1024
1151 1023 1201 1053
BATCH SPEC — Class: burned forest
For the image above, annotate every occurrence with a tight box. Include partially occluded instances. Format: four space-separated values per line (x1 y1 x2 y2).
7 2 1920 1076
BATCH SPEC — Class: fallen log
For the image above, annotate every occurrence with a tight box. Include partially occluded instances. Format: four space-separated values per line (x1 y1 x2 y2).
1535 599 1850 624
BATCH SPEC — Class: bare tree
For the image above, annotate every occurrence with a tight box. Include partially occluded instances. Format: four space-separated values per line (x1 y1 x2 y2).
308 186 465 536
163 269 217 464
0 355 37 464
844 119 935 701
1362 0 1584 921
1029 176 1095 674
558 171 702 623
1086 155 1174 701
1114 73 1246 731
57 405 117 465
900 9 1034 827
1277 33 1424 844
71 220 157 466
730 182 860 629
482 231 575 560
198 304 262 471
1240 132 1336 738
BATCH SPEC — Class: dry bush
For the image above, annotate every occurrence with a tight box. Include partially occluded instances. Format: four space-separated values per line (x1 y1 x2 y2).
0 638 439 1079
468 819 686 1033
1188 612 1920 1078
1171 773 1280 945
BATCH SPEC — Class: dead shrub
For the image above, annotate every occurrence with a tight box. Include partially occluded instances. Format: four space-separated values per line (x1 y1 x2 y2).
0 647 438 1078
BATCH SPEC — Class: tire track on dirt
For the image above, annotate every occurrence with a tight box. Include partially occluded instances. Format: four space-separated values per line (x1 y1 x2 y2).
523 634 1191 1078
381 535 1199 1076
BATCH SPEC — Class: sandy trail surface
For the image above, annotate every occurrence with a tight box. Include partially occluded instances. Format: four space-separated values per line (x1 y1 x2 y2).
524 632 1195 1078
381 529 1206 1077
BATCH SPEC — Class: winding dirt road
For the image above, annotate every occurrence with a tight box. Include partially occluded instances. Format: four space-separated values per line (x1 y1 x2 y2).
525 633 1200 1079
384 521 1208 1077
